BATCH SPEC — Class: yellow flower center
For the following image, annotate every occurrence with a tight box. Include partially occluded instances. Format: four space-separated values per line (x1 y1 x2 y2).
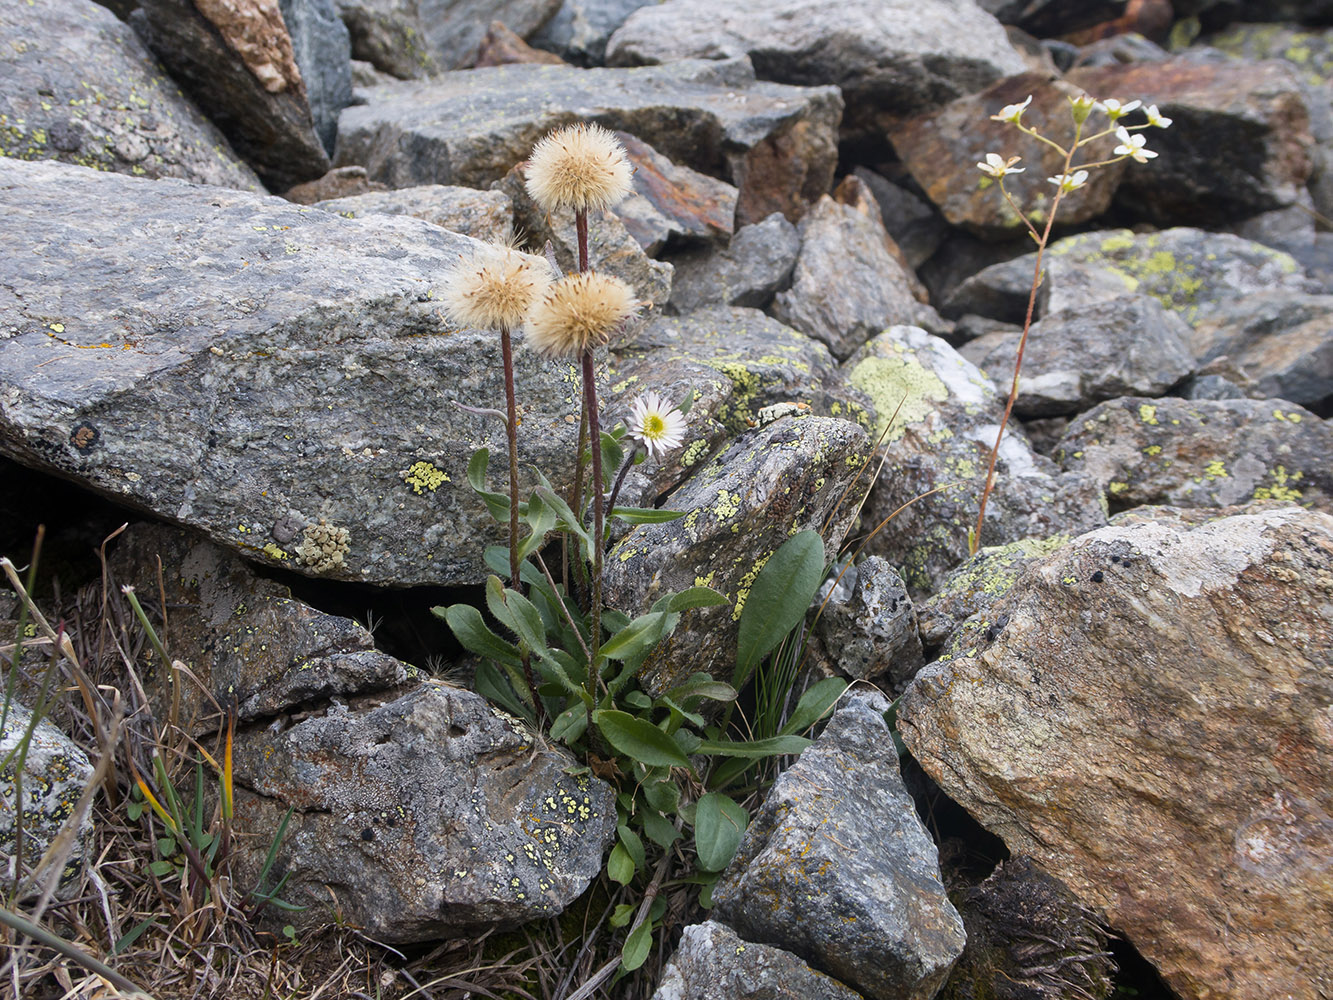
643 414 666 438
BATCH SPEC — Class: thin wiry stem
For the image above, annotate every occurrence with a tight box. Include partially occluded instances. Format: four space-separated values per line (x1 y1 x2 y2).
581 350 604 707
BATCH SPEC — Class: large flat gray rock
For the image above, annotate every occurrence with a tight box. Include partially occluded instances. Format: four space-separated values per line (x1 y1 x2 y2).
0 159 584 587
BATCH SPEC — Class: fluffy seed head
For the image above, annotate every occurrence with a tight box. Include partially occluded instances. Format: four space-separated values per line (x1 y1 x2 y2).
441 242 552 332
525 271 638 358
525 123 634 214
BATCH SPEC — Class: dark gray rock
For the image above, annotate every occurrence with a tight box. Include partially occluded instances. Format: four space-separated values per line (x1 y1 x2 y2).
531 0 657 66
0 0 259 190
333 57 841 228
843 326 1106 594
653 921 866 1000
614 132 737 255
131 0 332 190
107 523 408 732
495 167 673 313
772 183 941 361
1187 292 1333 412
1227 197 1318 255
607 0 1025 142
278 0 354 155
603 416 869 694
334 0 561 77
713 690 966 1000
944 228 1317 326
0 158 585 588
231 681 615 942
1179 373 1248 401
978 0 1132 36
958 297 1196 417
852 168 948 271
808 557 924 691
313 184 513 242
0 701 95 899
1056 396 1333 514
667 215 801 313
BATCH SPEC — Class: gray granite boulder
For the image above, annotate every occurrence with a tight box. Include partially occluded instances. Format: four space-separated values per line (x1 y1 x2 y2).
313 184 514 242
334 0 561 77
0 701 95 898
130 0 332 190
0 158 584 588
713 690 966 1000
807 557 924 692
653 921 865 1000
0 0 259 190
958 296 1196 417
667 214 801 313
278 0 354 155
603 416 869 694
231 680 615 942
772 182 940 361
843 326 1106 594
614 132 737 254
852 168 948 271
899 504 1333 1000
1056 396 1333 514
333 57 841 227
607 0 1025 141
530 0 656 66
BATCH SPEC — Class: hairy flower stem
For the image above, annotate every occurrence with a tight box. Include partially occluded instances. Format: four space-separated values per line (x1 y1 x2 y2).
606 446 638 521
582 350 604 679
575 211 590 273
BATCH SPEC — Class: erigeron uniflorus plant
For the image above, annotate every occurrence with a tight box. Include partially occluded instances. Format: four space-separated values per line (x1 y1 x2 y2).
971 94 1171 552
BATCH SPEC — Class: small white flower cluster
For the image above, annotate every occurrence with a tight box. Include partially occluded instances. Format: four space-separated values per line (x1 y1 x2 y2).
975 92 1172 194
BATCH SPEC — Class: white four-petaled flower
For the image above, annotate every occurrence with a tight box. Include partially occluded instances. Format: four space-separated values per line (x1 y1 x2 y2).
1047 170 1089 193
1097 98 1141 120
976 152 1025 178
628 392 686 459
1113 126 1157 163
1144 104 1173 128
991 95 1033 124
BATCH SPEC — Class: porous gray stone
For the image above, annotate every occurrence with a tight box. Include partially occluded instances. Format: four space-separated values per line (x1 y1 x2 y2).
808 557 924 691
1056 396 1333 514
843 326 1106 594
958 296 1196 417
278 0 354 155
333 57 842 227
231 681 616 942
713 690 966 1000
0 158 585 588
607 0 1025 141
130 0 332 190
667 215 801 313
653 921 866 1000
0 0 259 190
899 504 1333 1000
603 416 869 694
313 184 513 242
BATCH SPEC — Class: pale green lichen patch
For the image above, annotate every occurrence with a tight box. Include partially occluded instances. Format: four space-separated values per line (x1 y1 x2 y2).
1253 466 1304 503
294 518 350 572
847 353 948 441
403 460 450 494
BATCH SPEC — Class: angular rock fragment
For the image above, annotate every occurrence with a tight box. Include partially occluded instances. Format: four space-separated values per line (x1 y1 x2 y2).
313 184 513 242
1056 396 1333 513
0 159 584 587
0 0 259 190
773 180 940 361
107 523 407 731
852 168 947 271
899 503 1333 1000
653 921 866 1000
807 556 924 691
278 0 354 154
607 0 1025 141
530 0 656 66
714 690 966 1000
131 0 334 190
614 132 737 254
958 296 1195 417
474 20 568 67
844 326 1105 594
333 57 841 226
603 416 869 693
666 214 800 313
231 681 616 942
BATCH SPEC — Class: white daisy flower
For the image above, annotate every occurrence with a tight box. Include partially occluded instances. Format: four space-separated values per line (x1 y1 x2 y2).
628 392 686 459
976 153 1025 178
1113 126 1157 163
1047 170 1089 193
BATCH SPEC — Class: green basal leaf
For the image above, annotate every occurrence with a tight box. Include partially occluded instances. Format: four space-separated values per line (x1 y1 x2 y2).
673 729 702 755
609 506 689 524
694 792 749 872
435 604 522 667
602 608 632 632
593 710 691 770
779 677 848 736
600 431 624 490
621 918 652 972
618 824 646 871
465 448 514 523
517 491 556 560
659 695 704 729
609 903 635 929
640 808 681 849
484 577 549 660
735 531 825 685
607 843 635 885
549 703 588 745
534 487 591 549
641 778 679 815
695 735 811 758
597 611 675 663
474 662 530 719
622 690 652 710
662 674 737 706
149 859 177 878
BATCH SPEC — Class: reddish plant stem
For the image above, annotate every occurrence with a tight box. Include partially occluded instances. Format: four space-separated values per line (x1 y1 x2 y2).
575 211 590 273
581 350 604 718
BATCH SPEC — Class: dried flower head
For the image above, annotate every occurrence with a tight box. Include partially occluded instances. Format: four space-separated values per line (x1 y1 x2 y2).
525 123 634 214
442 242 553 331
628 392 686 459
525 271 638 358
